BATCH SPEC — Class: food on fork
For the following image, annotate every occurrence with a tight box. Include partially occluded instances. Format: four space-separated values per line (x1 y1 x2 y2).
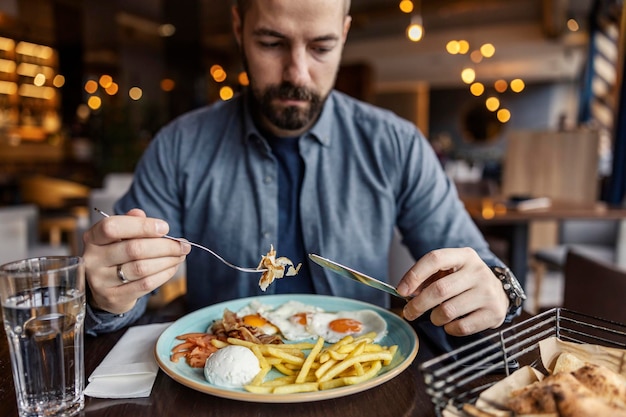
257 245 302 291
204 345 261 388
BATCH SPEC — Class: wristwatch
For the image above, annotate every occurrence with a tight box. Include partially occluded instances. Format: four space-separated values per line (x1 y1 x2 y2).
490 265 527 320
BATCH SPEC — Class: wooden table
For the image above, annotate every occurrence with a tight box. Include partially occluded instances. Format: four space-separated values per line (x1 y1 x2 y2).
464 197 626 287
0 298 447 417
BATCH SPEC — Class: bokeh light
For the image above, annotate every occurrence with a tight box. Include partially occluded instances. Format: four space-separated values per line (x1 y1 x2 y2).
84 80 98 94
238 71 249 86
53 74 65 88
219 86 234 101
105 82 118 95
399 0 414 13
480 43 495 58
458 40 470 54
129 86 143 100
510 78 525 93
87 95 101 110
99 75 113 88
461 68 475 84
485 97 500 112
470 82 485 96
446 40 460 54
407 22 424 42
497 108 511 123
161 78 176 92
494 79 508 93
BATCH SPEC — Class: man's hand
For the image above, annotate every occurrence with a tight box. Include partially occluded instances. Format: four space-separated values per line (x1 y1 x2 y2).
396 247 509 336
82 208 191 314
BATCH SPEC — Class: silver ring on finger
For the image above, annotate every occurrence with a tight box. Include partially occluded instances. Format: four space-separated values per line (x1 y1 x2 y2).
117 264 130 284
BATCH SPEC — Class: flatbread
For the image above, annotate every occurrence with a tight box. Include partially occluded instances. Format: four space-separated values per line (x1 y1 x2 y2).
507 356 626 416
552 381 626 417
572 363 626 409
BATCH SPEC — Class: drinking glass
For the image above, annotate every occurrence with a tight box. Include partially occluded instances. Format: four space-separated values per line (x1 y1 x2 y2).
0 256 86 417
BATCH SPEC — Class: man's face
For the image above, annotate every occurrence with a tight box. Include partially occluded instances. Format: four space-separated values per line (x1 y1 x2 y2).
233 0 351 137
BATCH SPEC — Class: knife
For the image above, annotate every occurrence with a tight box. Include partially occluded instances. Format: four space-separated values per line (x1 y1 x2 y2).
308 254 411 301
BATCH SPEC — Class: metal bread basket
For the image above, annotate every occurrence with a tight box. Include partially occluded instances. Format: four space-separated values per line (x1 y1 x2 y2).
419 308 626 416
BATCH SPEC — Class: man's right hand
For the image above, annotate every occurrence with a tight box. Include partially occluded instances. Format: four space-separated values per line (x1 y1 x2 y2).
82 208 191 314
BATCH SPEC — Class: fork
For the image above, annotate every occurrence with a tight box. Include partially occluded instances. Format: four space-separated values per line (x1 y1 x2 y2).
95 209 266 273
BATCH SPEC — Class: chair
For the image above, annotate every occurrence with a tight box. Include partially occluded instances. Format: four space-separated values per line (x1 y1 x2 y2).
0 216 28 265
19 175 90 255
563 249 626 324
0 204 70 263
531 219 619 310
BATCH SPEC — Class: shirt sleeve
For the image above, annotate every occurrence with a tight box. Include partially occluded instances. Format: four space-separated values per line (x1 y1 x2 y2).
85 294 149 336
394 127 505 268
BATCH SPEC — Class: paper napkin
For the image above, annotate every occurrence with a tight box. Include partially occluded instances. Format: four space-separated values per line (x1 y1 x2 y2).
84 322 172 399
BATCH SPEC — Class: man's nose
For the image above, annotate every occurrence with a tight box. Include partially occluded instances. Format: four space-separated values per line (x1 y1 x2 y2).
283 47 310 85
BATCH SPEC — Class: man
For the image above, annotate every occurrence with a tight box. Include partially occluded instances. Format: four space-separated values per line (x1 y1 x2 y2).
83 0 524 338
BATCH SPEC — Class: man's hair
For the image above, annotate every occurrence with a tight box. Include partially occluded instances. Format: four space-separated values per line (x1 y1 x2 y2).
234 0 351 17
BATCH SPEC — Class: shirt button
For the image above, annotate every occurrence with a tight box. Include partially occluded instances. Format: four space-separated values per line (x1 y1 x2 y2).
263 231 271 239
264 175 273 184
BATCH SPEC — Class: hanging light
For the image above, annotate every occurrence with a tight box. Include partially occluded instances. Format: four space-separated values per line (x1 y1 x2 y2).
406 0 423 42
407 14 424 42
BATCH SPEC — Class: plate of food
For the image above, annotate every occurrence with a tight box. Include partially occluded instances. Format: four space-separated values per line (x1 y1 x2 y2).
154 294 419 402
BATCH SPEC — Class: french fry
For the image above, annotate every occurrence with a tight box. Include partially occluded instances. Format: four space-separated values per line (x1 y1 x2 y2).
296 337 324 383
384 345 398 366
250 366 271 386
266 346 305 365
226 337 256 348
243 385 274 394
273 382 319 394
210 339 229 349
315 358 337 379
318 351 394 382
262 342 316 350
319 360 384 390
274 363 296 376
250 345 269 370
264 375 296 385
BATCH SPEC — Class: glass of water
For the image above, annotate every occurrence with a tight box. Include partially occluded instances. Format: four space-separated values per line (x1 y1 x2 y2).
0 256 86 417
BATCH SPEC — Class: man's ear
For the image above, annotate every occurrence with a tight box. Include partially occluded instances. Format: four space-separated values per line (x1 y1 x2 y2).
231 5 243 46
342 15 352 43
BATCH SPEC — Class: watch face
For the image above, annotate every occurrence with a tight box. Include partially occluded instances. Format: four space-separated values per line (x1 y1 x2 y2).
492 266 527 299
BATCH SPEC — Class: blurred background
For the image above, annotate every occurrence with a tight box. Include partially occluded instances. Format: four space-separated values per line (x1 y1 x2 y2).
0 0 624 313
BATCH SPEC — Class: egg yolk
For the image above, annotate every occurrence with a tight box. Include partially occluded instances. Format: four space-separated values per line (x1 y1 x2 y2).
291 312 308 325
242 314 269 328
329 318 362 334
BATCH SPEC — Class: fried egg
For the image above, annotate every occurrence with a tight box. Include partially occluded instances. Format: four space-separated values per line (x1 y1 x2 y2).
261 300 324 341
306 309 387 343
236 301 279 336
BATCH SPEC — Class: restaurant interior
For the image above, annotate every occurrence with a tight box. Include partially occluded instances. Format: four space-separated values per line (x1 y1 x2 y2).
0 0 625 320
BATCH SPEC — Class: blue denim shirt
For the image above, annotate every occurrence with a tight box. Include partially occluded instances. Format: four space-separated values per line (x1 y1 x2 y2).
86 90 503 335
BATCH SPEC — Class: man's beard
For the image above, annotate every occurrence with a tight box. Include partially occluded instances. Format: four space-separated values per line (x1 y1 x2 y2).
252 81 324 131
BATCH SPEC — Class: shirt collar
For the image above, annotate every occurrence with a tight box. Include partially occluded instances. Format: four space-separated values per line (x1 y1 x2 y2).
240 90 336 147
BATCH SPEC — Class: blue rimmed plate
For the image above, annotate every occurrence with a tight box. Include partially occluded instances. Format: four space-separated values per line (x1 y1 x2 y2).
154 294 418 403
